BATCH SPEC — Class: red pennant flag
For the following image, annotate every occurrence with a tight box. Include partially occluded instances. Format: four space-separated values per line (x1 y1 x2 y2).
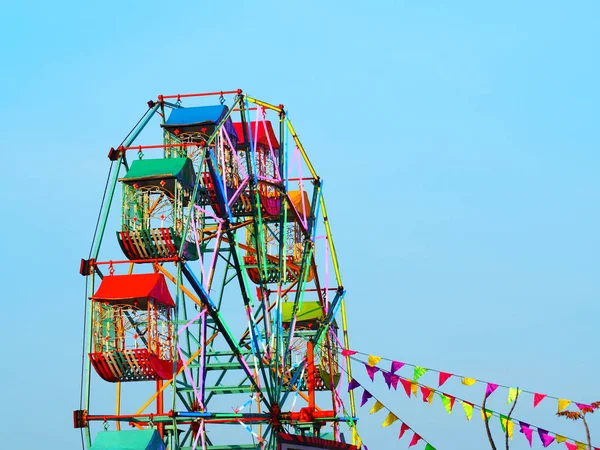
399 423 410 439
438 372 452 387
409 433 422 447
565 443 577 450
399 378 412 398
446 393 456 410
341 349 357 356
420 386 431 402
533 393 546 408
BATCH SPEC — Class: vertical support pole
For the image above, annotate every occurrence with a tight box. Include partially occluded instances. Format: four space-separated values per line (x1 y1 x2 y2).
156 380 164 437
307 341 315 411
115 383 121 431
83 273 95 448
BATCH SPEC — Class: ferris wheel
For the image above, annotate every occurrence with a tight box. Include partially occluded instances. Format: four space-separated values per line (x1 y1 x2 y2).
75 90 360 450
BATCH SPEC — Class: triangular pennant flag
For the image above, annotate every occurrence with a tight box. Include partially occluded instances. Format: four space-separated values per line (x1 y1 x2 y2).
381 412 399 427
438 371 452 387
382 371 394 389
555 435 567 443
461 377 477 386
439 393 454 414
367 355 382 367
341 348 357 356
390 374 400 390
420 386 431 403
507 387 522 405
427 389 435 404
369 400 384 414
399 378 412 398
461 401 474 421
413 366 428 381
364 364 380 381
576 403 593 411
519 422 533 447
424 445 436 450
347 378 360 392
485 383 499 397
534 393 547 408
481 409 492 421
565 443 577 450
499 416 514 440
361 389 373 407
409 433 422 448
576 442 587 450
538 429 555 448
391 361 405 374
399 422 410 439
558 398 571 412
410 381 418 397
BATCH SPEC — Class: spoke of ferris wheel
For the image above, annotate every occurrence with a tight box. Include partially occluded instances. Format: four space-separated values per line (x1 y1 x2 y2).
280 184 321 395
181 264 271 410
90 102 160 260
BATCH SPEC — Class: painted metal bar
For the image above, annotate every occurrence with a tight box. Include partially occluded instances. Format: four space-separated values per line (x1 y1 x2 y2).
246 96 283 113
159 90 240 100
286 118 317 180
90 103 160 260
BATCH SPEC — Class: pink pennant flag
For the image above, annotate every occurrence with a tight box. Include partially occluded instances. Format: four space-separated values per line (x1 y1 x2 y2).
341 348 357 356
565 443 577 450
420 386 431 402
519 422 533 447
347 378 360 392
538 429 555 448
409 433 422 448
576 403 594 412
361 389 373 407
486 383 499 397
533 393 547 408
399 378 412 398
364 364 380 381
438 372 452 387
399 422 410 439
391 361 405 374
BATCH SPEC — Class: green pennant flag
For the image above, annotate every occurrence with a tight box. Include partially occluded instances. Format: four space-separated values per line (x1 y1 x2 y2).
424 444 436 450
507 387 521 405
499 415 507 432
413 366 428 381
439 393 453 414
461 401 473 421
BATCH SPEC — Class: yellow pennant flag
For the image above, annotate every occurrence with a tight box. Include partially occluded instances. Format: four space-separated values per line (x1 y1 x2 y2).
555 435 567 443
411 381 418 397
367 355 382 367
481 409 492 421
558 398 571 412
500 416 514 439
427 390 435 404
382 412 399 427
507 387 522 405
576 442 587 450
461 402 473 421
461 377 477 386
370 401 384 414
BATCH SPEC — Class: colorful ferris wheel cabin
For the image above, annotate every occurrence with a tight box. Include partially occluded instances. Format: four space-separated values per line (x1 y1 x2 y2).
282 301 340 391
117 157 199 261
88 273 179 382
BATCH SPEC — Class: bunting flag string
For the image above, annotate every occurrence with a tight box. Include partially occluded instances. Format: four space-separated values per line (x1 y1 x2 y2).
347 355 598 449
348 349 591 413
341 373 437 450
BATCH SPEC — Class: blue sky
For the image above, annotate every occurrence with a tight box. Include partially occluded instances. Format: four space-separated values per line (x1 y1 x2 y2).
1 1 598 449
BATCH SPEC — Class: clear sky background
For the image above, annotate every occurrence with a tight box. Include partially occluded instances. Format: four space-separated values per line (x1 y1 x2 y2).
1 1 598 449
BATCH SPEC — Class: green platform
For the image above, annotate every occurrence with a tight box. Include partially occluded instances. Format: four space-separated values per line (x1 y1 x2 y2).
91 429 165 450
